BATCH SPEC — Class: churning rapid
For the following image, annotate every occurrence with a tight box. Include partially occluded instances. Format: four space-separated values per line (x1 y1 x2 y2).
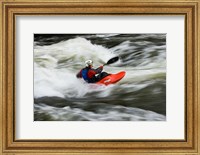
34 34 166 121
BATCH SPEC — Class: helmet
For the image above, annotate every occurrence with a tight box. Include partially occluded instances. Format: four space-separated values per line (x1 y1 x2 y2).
85 60 93 67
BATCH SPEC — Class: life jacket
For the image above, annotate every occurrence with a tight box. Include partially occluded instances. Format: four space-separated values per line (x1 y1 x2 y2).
81 68 90 83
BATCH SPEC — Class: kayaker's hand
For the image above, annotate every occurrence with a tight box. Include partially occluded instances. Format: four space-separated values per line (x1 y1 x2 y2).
99 65 103 69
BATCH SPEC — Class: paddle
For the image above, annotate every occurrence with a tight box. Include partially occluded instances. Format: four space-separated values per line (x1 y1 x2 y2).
104 56 119 66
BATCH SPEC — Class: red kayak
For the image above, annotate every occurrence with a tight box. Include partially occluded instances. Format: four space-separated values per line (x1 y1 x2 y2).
96 71 126 85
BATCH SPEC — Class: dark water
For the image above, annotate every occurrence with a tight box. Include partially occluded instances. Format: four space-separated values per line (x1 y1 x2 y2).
34 34 166 121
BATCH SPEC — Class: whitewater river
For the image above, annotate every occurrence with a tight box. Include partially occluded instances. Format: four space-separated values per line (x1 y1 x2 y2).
34 34 166 121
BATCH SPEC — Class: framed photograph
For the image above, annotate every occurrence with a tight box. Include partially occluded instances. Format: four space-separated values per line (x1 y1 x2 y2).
1 0 199 154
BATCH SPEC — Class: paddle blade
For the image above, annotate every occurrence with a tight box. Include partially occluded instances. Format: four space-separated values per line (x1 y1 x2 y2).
106 56 119 65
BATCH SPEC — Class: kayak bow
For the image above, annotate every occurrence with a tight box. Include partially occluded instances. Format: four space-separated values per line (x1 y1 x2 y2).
96 71 126 85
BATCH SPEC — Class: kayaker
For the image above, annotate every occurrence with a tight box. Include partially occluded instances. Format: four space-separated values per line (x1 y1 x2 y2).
76 60 109 83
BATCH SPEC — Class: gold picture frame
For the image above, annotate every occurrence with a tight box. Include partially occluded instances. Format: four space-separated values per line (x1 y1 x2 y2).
0 0 199 154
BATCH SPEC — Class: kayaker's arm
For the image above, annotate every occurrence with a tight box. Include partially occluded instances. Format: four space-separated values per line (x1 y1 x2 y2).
76 70 82 78
95 66 103 73
87 66 103 78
